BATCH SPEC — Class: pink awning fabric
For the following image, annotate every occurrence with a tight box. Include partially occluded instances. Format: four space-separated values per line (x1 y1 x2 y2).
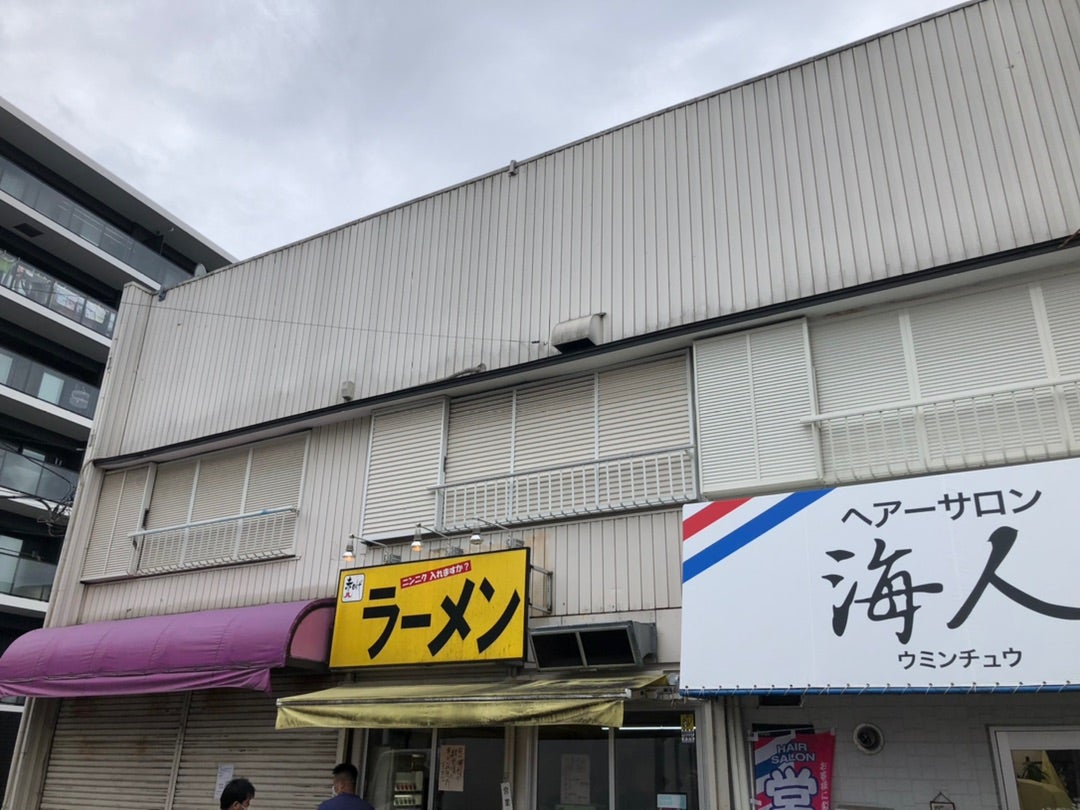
0 599 334 699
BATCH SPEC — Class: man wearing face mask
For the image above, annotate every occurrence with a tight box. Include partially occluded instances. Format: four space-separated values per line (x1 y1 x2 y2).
317 763 374 810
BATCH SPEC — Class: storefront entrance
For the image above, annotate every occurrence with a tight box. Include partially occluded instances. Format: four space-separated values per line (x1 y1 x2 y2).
992 727 1080 810
361 709 699 810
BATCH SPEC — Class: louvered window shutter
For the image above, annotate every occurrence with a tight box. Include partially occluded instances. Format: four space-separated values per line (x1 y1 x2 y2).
445 392 513 484
695 320 818 496
361 401 445 538
810 312 919 478
1042 274 1080 446
909 285 1050 465
143 460 196 529
598 355 690 456
81 468 148 579
514 377 595 472
244 434 307 511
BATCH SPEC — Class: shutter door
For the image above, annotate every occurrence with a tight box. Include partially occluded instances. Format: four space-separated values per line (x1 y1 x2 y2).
695 320 818 496
810 311 920 479
598 354 690 456
445 392 513 484
362 401 445 538
171 674 338 810
145 459 196 529
514 377 595 471
81 467 149 580
909 285 1052 465
40 693 183 809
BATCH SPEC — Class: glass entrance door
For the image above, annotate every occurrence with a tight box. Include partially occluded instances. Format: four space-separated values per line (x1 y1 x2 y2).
992 727 1080 810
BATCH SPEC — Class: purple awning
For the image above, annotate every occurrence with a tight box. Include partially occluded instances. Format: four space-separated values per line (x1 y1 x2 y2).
0 599 334 699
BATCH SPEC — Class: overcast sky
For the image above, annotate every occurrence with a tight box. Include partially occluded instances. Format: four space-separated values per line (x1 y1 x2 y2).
1 0 963 261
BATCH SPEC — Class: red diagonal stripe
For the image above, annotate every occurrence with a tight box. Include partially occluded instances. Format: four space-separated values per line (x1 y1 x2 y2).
683 498 750 540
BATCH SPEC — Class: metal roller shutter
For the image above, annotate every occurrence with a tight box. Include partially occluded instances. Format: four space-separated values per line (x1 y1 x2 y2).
514 377 595 471
598 354 691 457
40 693 184 809
445 391 513 484
171 674 339 810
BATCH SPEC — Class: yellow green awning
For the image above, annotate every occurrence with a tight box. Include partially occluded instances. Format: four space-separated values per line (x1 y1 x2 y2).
276 673 665 730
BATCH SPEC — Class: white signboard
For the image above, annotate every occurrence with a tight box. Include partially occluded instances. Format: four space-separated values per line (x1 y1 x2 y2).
681 457 1080 693
438 744 465 792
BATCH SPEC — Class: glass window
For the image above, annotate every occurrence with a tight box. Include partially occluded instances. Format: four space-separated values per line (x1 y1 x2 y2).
614 711 699 810
363 729 432 810
537 726 610 810
0 350 12 385
37 372 64 404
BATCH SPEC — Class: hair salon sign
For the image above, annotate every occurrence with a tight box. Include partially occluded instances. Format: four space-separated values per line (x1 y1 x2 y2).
680 457 1080 693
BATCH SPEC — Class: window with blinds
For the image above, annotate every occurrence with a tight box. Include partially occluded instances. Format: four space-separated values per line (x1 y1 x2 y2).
81 433 308 580
437 354 694 528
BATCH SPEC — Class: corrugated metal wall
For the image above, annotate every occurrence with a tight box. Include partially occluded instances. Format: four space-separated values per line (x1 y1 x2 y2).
106 0 1079 455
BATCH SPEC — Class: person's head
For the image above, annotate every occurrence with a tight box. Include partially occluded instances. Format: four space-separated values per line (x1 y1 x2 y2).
219 777 255 810
332 763 359 796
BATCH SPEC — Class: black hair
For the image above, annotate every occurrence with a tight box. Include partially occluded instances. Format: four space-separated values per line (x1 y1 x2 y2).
332 762 359 784
219 777 255 809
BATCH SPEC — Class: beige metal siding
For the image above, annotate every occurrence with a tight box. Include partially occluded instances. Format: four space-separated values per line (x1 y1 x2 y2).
109 0 1079 455
40 694 184 810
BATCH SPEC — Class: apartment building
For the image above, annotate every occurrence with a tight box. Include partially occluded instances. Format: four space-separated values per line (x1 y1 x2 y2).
1 1 1078 808
0 97 232 796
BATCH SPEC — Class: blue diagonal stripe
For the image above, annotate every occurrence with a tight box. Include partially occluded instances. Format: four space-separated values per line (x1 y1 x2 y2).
682 488 831 583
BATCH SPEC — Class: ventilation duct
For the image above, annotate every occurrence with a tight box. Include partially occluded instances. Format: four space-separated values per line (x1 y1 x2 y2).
549 313 605 353
530 621 656 670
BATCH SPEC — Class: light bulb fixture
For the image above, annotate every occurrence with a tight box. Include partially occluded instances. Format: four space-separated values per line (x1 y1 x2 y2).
471 517 526 549
354 536 401 564
413 523 454 552
342 541 356 565
469 532 484 546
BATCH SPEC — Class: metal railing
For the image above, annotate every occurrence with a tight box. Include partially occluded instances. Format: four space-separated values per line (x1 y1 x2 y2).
0 344 99 418
0 154 190 288
804 377 1080 483
128 506 298 575
435 446 696 530
0 447 77 503
0 250 116 337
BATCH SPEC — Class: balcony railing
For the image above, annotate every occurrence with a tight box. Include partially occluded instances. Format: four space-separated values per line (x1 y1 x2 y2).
0 250 116 337
0 447 77 504
804 377 1080 483
0 154 190 288
129 507 298 575
0 344 99 418
435 446 697 530
0 548 55 601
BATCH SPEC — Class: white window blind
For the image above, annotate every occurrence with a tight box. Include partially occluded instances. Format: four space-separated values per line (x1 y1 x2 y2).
514 377 595 471
598 355 691 457
695 319 819 496
361 401 446 538
444 391 513 484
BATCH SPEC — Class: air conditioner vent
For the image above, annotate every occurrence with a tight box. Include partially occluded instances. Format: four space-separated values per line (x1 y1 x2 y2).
530 621 656 669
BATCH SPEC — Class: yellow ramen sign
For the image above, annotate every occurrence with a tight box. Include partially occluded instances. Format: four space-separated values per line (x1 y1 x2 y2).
330 548 529 668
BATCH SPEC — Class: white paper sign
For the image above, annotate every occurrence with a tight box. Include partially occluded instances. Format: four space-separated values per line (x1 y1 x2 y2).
214 764 234 800
500 780 514 810
438 744 466 792
681 457 1080 692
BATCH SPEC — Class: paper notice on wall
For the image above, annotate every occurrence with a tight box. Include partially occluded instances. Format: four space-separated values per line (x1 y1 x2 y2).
560 753 590 804
500 780 514 810
214 764 234 800
438 744 466 792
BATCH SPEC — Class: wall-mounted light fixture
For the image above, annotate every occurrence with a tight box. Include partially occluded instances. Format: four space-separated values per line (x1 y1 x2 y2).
341 541 356 565
349 534 401 564
471 517 525 548
413 523 454 552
